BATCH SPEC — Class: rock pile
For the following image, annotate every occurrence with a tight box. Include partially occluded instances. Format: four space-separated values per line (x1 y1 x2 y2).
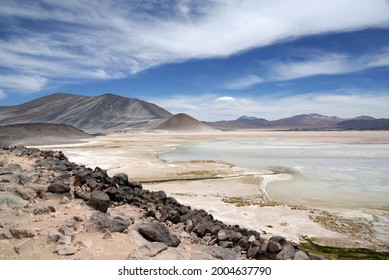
0 145 320 260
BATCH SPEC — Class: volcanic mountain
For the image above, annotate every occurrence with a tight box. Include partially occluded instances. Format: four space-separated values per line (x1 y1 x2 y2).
209 113 389 130
271 113 344 129
0 93 172 133
157 113 215 132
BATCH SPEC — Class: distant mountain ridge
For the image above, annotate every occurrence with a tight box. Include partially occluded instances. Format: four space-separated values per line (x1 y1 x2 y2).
0 93 172 133
209 113 389 130
1 93 388 133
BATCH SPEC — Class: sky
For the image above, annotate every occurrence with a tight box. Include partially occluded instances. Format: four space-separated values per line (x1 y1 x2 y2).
1 0 389 121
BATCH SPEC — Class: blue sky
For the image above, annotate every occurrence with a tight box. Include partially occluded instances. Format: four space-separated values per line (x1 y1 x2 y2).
1 0 389 121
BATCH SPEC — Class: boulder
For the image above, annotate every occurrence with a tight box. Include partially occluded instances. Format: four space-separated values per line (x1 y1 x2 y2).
47 182 71 194
58 225 73 236
88 190 110 212
268 240 283 253
294 250 310 260
9 225 37 239
112 173 129 186
138 222 181 247
247 240 260 259
229 231 243 243
48 229 61 242
13 186 37 200
14 238 36 254
185 220 194 232
0 174 22 184
74 190 90 201
276 244 297 260
0 228 13 240
217 230 228 241
0 193 28 208
92 167 110 184
73 170 92 187
0 163 22 175
56 244 77 255
108 216 133 232
218 241 233 248
258 239 269 255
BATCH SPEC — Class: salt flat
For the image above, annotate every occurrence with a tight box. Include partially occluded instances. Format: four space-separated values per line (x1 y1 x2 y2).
37 130 389 249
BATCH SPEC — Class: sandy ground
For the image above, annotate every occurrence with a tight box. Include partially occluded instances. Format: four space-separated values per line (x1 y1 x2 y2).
36 130 389 249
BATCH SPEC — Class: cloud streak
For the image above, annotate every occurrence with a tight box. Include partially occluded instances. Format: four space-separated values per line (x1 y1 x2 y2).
1 0 389 94
224 75 263 90
264 48 389 81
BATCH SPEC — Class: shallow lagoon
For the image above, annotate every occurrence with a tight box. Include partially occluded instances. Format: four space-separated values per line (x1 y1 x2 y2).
160 140 389 210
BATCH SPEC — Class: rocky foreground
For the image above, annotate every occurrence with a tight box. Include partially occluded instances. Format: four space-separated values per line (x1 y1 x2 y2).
0 145 320 260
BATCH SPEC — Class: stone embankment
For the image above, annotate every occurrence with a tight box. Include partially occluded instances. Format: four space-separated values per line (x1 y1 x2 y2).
0 145 320 260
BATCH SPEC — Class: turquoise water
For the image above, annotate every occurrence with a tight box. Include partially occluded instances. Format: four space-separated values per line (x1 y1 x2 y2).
160 140 389 210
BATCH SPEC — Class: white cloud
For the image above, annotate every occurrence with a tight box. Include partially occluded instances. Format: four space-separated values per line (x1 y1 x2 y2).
214 96 236 104
263 48 389 81
1 0 389 93
214 96 253 107
225 74 263 89
0 74 47 93
0 89 6 100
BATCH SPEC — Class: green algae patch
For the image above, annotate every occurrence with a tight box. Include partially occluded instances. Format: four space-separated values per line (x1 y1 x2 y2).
300 238 389 260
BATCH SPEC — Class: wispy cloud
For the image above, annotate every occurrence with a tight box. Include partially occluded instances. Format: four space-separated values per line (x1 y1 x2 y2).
0 89 6 100
0 74 47 93
224 74 263 90
1 0 389 94
265 48 389 81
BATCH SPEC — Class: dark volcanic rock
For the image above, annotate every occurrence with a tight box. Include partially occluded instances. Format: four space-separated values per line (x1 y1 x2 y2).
247 240 260 259
112 173 129 186
138 222 181 247
276 244 297 260
47 182 71 194
74 190 90 201
88 190 110 213
94 214 134 233
74 170 92 187
92 167 110 184
0 163 22 175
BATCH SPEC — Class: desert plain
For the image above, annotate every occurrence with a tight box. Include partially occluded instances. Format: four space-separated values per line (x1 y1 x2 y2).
36 130 389 251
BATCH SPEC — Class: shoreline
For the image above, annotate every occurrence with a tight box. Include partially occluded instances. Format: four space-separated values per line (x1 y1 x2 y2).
34 131 389 251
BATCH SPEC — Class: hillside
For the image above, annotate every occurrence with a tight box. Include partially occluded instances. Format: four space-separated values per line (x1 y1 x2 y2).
0 123 93 146
157 113 215 132
0 93 172 133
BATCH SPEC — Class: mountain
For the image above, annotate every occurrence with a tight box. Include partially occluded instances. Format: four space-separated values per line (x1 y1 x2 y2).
157 113 215 132
0 123 93 146
335 118 389 130
209 113 389 130
271 113 344 129
210 117 270 130
236 115 259 121
0 93 172 133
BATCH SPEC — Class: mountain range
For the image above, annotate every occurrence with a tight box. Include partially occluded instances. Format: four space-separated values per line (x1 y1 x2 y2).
1 93 388 137
211 114 389 130
0 93 172 133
